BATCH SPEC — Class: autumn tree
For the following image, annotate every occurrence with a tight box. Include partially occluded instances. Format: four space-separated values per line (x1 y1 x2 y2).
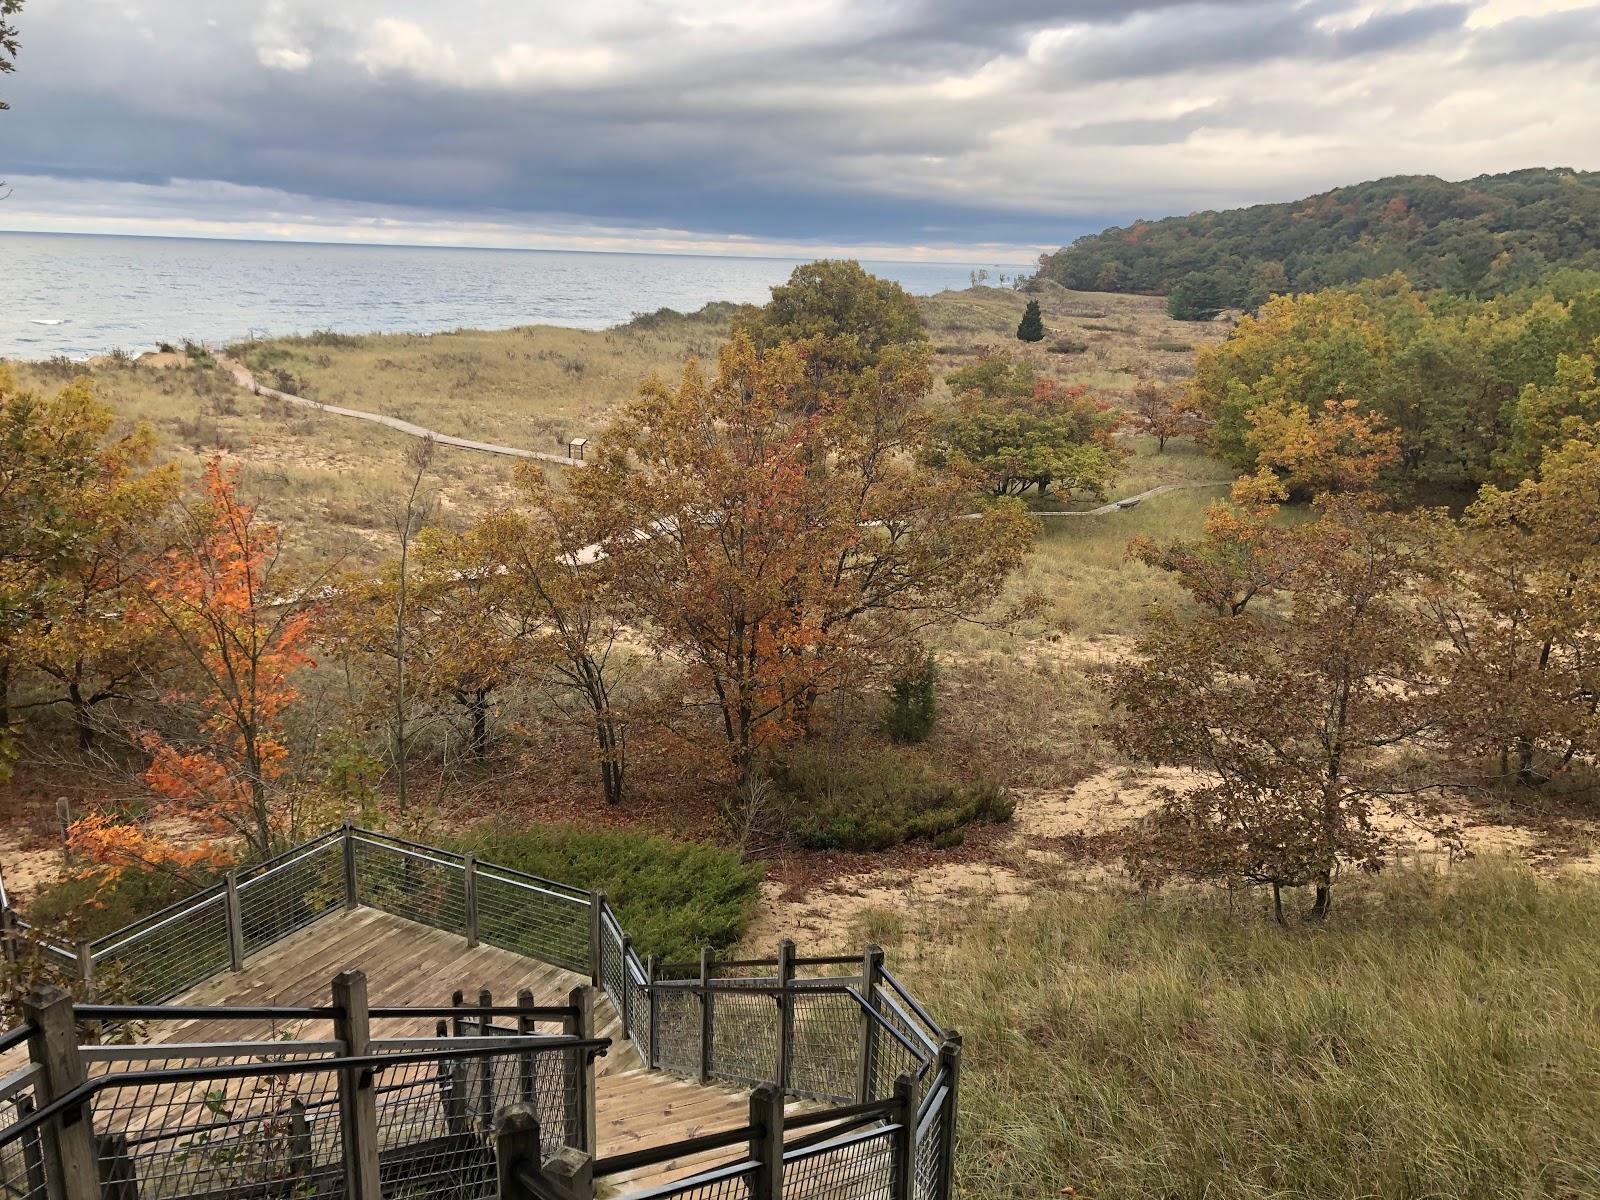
13 425 180 749
1246 396 1402 499
572 334 1034 813
1016 299 1045 343
1498 337 1600 480
1113 501 1435 921
1128 377 1198 452
1128 470 1304 617
126 460 321 858
1419 439 1600 786
0 367 134 769
733 259 927 413
472 466 632 805
930 377 1127 498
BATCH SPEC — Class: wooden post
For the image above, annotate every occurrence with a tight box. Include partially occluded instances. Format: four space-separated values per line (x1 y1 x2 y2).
287 1097 312 1184
331 971 381 1200
856 943 884 1103
1 906 19 967
477 986 495 1131
698 946 714 1085
464 855 480 947
224 870 245 971
341 821 358 909
495 1104 595 1200
890 1074 916 1200
747 1083 784 1200
57 798 72 863
566 985 596 1155
936 1034 962 1200
587 891 604 988
451 989 467 1038
23 984 99 1200
775 939 795 1093
75 943 95 1001
645 954 660 1070
517 987 537 1105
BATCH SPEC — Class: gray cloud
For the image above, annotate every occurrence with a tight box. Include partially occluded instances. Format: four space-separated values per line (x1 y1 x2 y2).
0 0 1594 255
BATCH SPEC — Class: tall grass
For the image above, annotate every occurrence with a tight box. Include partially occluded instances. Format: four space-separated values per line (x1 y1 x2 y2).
881 863 1600 1198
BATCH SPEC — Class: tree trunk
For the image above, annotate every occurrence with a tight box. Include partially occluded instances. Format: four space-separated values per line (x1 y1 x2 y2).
1309 873 1333 921
1514 734 1539 787
69 682 94 752
1272 882 1285 926
0 654 10 734
468 689 489 761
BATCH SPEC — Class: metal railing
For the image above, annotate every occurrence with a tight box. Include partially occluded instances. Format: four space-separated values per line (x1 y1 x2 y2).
1 825 959 1200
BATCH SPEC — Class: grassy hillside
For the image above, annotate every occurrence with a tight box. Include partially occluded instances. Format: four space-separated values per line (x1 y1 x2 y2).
1039 167 1600 315
882 862 1600 1199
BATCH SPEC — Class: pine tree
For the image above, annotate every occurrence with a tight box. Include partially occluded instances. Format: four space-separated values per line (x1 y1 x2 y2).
1016 299 1045 342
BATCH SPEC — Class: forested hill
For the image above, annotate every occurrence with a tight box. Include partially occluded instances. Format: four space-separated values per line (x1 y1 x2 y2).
1038 167 1600 318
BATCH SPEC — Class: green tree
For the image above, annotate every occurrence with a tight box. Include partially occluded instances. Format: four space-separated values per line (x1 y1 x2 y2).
931 378 1127 498
1016 299 1045 342
734 259 926 413
0 0 20 112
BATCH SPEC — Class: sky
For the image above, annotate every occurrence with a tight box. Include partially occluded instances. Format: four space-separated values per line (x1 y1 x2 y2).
0 0 1597 262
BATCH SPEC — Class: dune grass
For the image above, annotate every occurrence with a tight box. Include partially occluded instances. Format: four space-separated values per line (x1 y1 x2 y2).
875 861 1600 1199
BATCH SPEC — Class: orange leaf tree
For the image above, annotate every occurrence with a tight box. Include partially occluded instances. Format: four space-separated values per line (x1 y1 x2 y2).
571 333 1035 819
131 459 320 857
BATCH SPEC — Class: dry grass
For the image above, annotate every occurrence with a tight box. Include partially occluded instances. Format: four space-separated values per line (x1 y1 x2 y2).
876 860 1600 1199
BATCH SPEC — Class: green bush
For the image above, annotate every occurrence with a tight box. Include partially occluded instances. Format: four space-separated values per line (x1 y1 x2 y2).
777 744 1014 851
28 862 226 941
883 655 938 744
1047 338 1088 355
454 824 763 962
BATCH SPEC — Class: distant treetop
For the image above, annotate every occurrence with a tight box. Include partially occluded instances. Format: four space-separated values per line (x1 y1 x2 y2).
1037 168 1600 316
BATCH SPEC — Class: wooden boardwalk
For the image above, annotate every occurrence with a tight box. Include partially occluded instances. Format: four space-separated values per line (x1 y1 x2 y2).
132 908 806 1193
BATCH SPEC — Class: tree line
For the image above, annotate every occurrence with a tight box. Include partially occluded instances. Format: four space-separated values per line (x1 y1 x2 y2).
1036 167 1600 319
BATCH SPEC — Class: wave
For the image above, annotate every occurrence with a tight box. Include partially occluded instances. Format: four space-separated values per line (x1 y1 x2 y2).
30 318 67 326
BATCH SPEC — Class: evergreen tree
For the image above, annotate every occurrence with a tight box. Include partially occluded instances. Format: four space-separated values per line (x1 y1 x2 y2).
1016 299 1045 343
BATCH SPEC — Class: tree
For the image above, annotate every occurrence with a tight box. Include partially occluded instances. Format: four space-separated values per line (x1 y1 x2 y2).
931 377 1127 498
386 437 436 810
734 259 927 413
12 424 181 749
129 460 322 858
472 466 632 805
572 334 1034 813
1419 439 1600 786
1499 337 1600 479
0 0 19 113
1113 501 1435 921
0 367 127 768
1246 396 1402 499
1166 271 1231 321
1016 299 1045 343
1128 470 1304 617
1127 378 1197 452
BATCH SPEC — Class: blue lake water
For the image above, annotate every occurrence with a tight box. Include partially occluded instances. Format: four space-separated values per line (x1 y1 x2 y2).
0 232 1026 359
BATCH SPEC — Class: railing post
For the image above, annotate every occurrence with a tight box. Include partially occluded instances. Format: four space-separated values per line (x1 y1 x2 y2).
747 1083 784 1200
74 942 95 1002
477 986 495 1131
224 869 245 971
776 939 795 1094
619 934 633 1041
890 1074 916 1200
464 854 480 947
646 954 660 1070
342 821 358 909
496 1104 594 1200
332 970 382 1200
517 987 537 1105
23 985 99 1200
567 985 597 1155
698 945 714 1085
856 943 884 1103
936 1033 962 1200
587 890 604 988
1 907 17 966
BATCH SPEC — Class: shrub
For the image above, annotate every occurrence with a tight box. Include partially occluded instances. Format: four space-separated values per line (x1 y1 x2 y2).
1150 339 1193 353
454 824 764 962
1047 338 1088 355
28 861 227 942
777 744 1014 852
884 654 938 744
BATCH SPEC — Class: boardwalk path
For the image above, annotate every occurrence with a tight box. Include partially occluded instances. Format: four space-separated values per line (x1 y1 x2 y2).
223 358 583 468
223 359 1229 513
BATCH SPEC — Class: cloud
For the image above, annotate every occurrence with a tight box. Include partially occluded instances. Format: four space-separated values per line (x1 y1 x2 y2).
0 0 1595 257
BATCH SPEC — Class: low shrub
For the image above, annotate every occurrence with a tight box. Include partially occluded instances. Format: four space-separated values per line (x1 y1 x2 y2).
454 824 764 962
777 744 1014 852
27 861 227 942
1150 339 1194 352
1047 338 1088 355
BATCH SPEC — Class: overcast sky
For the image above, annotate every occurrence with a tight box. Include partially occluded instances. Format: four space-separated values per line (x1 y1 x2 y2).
0 0 1596 261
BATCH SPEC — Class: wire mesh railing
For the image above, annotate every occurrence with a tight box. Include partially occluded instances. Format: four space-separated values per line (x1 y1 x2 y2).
2 825 960 1199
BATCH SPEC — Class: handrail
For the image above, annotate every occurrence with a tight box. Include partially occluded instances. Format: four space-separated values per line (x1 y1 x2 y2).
594 1121 762 1177
0 1034 611 1151
881 968 946 1042
233 827 344 883
0 1022 35 1056
88 882 228 955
